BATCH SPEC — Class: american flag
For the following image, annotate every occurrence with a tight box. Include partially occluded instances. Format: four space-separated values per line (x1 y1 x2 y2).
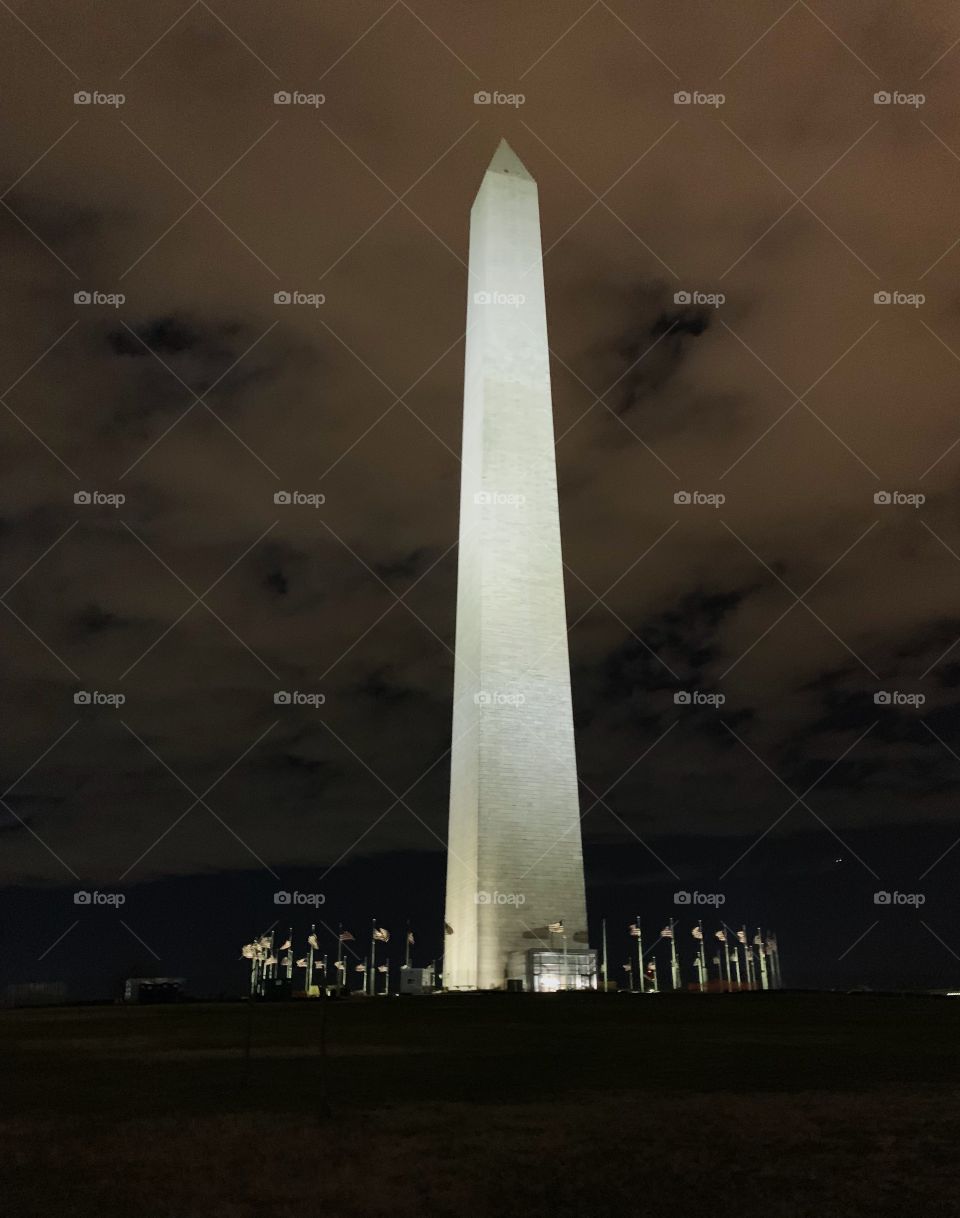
660 926 673 939
548 921 564 933
279 938 291 951
355 963 366 972
339 930 355 942
307 933 319 950
373 927 390 942
622 963 632 971
753 933 762 945
629 923 641 937
736 929 747 944
296 958 308 968
715 930 726 942
377 964 388 973
692 926 703 940
407 931 415 945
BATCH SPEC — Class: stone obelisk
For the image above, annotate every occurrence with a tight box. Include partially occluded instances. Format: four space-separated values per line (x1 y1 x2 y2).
443 140 589 991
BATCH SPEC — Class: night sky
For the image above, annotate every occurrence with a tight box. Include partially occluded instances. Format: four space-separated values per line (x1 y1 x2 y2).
3 1 960 998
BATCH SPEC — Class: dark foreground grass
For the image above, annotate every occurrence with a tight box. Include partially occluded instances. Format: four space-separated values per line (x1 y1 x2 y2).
4 993 960 1216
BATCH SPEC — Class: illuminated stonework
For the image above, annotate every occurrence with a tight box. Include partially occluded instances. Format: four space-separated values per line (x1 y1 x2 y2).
443 141 590 991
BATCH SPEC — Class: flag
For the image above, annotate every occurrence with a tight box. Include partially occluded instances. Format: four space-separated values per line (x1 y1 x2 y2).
444 922 454 935
373 927 390 942
737 929 747 944
692 926 703 940
628 923 641 938
715 930 726 942
307 933 319 950
407 931 415 945
265 955 277 966
377 964 388 973
712 955 720 965
334 960 346 971
339 930 354 942
258 935 271 949
645 961 655 974
753 933 762 945
622 963 631 971
241 944 256 959
660 926 673 939
280 938 291 950
355 963 366 972
296 958 308 968
548 921 564 933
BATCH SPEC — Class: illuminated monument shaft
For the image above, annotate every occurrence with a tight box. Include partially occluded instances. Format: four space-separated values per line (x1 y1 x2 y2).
443 141 590 991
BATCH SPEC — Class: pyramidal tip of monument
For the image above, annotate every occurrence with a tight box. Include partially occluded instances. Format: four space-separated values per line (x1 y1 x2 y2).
486 138 534 182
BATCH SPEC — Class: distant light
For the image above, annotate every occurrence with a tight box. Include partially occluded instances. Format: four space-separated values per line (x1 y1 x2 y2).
947 991 960 997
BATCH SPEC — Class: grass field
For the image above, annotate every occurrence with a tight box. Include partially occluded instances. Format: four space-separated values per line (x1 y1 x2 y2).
5 992 960 1216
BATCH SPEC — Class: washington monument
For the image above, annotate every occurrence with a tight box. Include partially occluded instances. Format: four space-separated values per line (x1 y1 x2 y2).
443 141 592 992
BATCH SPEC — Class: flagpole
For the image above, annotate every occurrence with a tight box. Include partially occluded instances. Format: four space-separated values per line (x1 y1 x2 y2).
757 928 769 990
720 935 731 992
370 919 376 997
636 914 643 993
698 921 707 991
732 943 741 990
307 922 315 994
670 919 680 990
601 917 608 992
405 923 411 970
